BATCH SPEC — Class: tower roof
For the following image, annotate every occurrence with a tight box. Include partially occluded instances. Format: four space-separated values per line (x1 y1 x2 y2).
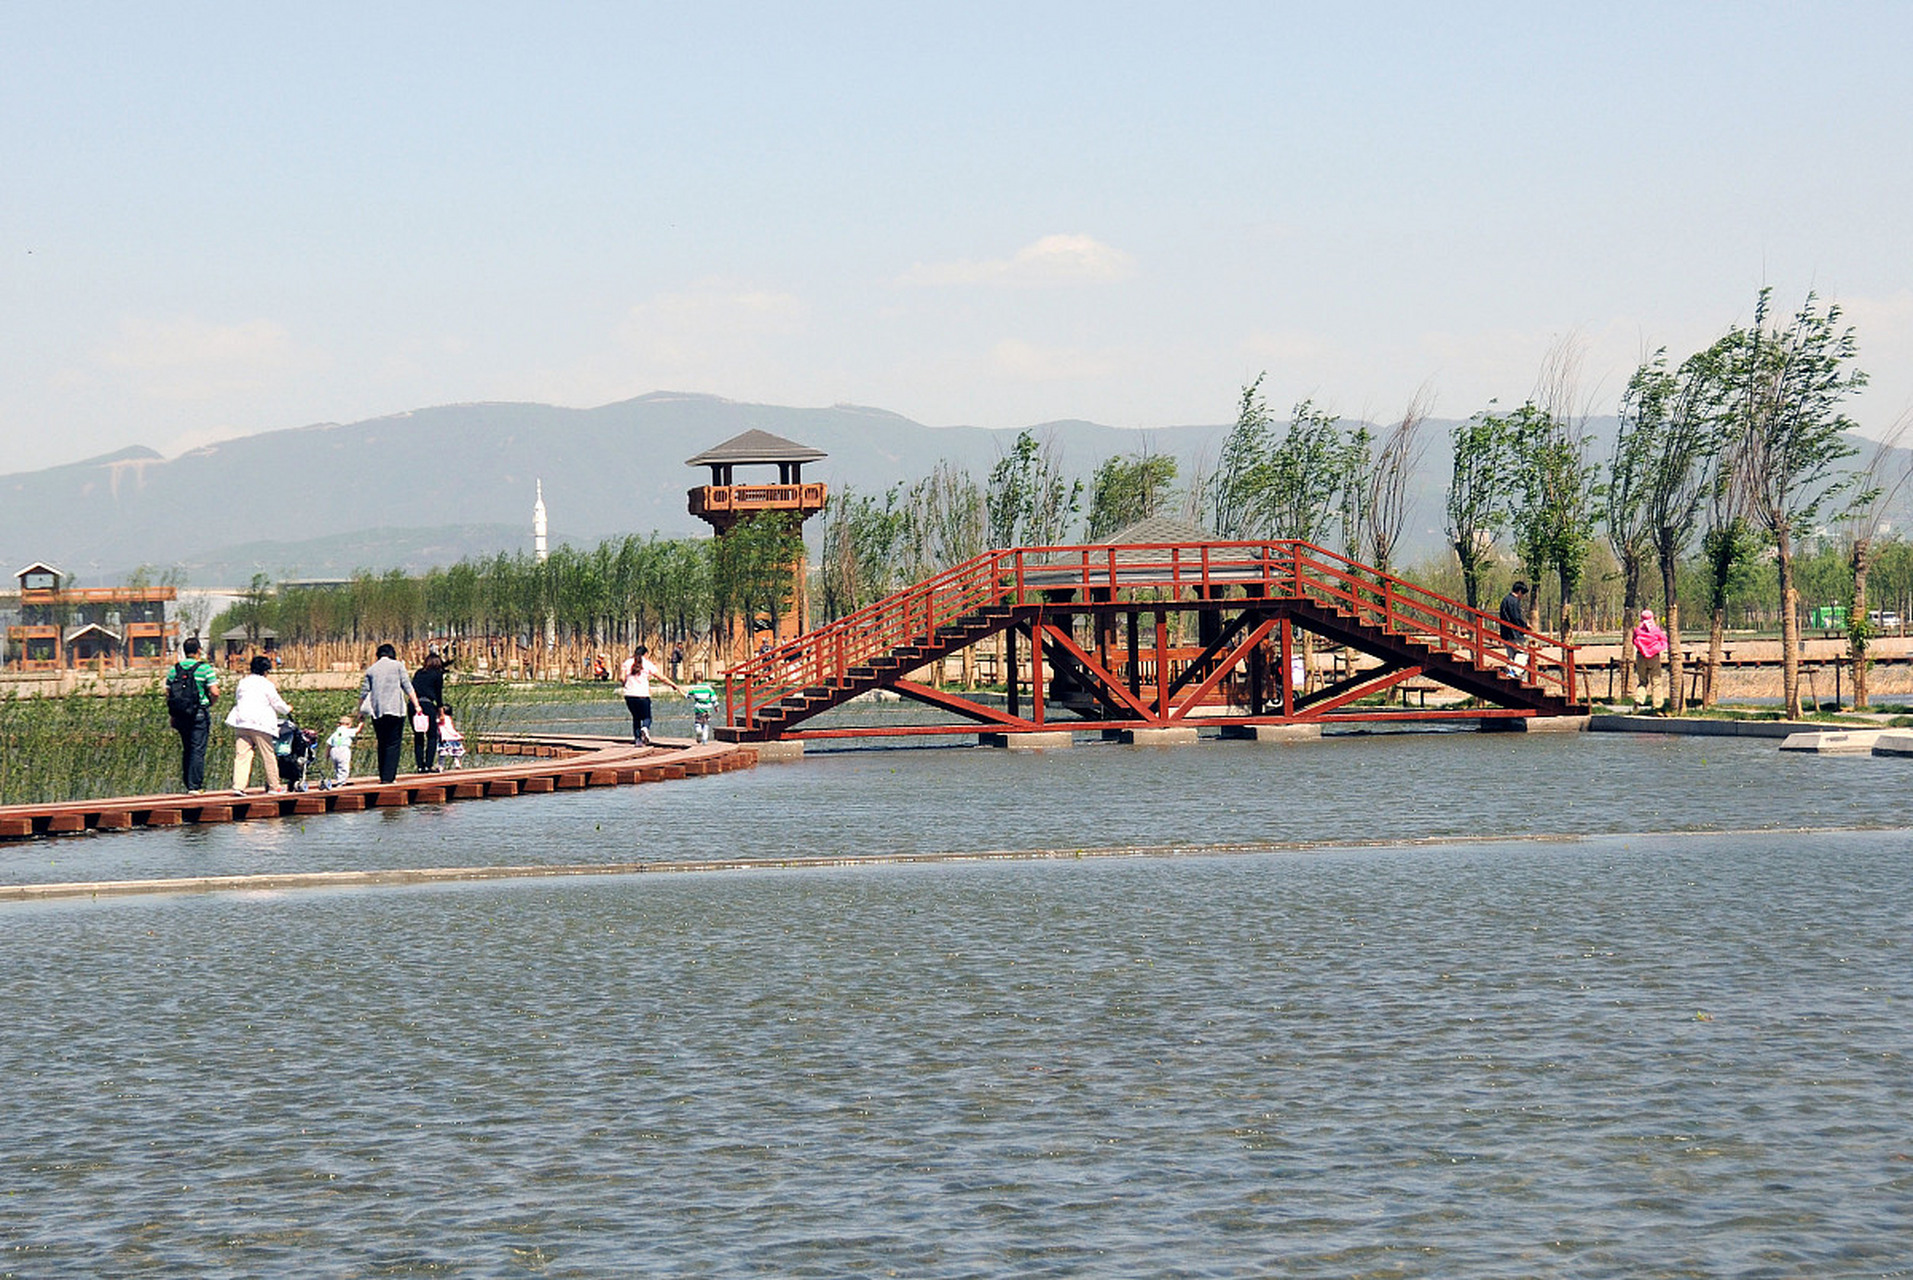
685 430 827 468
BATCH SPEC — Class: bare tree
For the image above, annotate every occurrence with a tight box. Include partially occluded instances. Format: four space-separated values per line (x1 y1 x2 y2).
1365 387 1431 576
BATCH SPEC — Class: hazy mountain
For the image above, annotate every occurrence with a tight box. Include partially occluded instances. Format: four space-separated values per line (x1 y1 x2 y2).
1 394 1230 587
5 391 1902 590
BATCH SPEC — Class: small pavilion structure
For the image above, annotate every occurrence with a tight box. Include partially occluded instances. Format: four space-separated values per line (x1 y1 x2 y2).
686 429 828 649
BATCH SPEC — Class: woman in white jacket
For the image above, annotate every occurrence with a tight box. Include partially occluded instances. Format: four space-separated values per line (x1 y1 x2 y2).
225 654 292 794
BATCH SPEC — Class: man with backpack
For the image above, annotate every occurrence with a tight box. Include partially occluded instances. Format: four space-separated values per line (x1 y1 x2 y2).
166 637 220 793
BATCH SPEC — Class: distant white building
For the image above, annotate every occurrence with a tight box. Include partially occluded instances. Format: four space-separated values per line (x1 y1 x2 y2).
533 480 549 563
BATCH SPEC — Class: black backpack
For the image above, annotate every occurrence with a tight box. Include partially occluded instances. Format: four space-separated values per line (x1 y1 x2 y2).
166 661 204 727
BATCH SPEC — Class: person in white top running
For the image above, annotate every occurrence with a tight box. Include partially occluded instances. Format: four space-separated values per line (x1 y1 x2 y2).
619 644 680 745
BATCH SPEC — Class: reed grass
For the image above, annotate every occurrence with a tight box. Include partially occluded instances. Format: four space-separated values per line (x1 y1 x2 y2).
0 678 511 807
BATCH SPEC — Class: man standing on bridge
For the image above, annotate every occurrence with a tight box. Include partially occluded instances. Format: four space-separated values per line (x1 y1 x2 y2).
1499 581 1530 677
167 636 220 793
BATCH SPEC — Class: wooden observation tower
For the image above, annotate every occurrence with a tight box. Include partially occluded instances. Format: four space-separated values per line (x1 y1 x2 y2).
687 429 828 648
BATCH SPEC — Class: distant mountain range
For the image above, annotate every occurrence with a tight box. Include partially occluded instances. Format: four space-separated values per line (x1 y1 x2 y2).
3 391 1901 590
0 394 1242 587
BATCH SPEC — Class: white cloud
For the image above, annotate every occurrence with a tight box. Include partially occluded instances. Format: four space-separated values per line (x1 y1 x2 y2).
99 315 329 401
616 282 806 366
517 281 812 407
899 234 1135 287
1242 329 1331 366
991 338 1122 382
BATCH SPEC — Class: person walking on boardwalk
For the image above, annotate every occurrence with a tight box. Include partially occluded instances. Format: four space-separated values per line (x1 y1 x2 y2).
1631 608 1670 708
619 644 680 745
1498 581 1530 677
166 636 220 793
412 649 448 772
359 643 425 784
225 654 291 795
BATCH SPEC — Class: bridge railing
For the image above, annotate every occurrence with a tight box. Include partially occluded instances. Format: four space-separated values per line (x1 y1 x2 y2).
1276 543 1577 704
725 540 1577 726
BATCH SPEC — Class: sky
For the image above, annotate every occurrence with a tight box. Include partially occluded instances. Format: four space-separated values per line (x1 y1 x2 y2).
4 1 1910 473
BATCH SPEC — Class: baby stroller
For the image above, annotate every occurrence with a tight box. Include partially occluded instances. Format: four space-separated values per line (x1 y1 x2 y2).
275 717 321 792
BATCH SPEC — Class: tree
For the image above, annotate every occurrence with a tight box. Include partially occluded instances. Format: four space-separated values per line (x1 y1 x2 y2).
712 512 805 645
1606 360 1663 680
237 572 273 648
917 460 987 570
1445 409 1508 610
1728 289 1867 717
1630 344 1728 710
1503 399 1596 640
1210 378 1367 552
1085 448 1178 540
1211 376 1277 539
1365 391 1430 575
987 430 1082 549
818 484 910 619
1838 412 1913 709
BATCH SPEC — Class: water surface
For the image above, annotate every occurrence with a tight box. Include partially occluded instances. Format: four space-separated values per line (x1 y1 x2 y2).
2 732 1909 1276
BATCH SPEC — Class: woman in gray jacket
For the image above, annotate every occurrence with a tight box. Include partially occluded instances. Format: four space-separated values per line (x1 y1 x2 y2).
358 643 424 783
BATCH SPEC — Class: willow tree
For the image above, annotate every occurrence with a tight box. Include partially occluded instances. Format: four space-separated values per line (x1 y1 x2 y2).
1085 448 1179 541
1446 409 1508 610
915 460 987 569
1606 363 1663 674
1502 401 1596 640
1728 289 1866 718
987 429 1082 549
818 483 911 620
1260 400 1359 547
1211 376 1276 540
1838 414 1913 709
1637 346 1728 711
712 513 806 647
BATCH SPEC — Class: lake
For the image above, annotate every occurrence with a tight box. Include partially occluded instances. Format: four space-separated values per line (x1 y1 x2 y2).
2 728 1908 1276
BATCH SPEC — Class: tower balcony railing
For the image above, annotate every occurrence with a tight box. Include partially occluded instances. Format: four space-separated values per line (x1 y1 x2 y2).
688 483 828 518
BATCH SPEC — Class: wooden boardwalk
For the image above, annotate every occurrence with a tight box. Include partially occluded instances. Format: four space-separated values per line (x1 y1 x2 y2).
0 735 757 842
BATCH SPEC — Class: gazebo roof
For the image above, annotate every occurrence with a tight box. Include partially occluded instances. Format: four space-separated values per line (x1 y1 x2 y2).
1096 516 1209 546
220 626 278 641
64 623 122 644
15 561 63 581
685 430 827 468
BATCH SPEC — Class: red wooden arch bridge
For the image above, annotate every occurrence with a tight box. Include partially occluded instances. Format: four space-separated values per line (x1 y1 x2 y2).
722 539 1586 742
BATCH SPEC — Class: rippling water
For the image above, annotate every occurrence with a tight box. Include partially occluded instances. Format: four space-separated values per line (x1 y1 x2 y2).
3 731 1911 1275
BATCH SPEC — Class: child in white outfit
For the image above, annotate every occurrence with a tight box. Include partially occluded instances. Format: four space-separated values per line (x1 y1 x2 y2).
325 715 357 787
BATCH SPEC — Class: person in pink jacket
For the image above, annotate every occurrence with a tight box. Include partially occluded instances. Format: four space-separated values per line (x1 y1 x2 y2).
1631 608 1670 705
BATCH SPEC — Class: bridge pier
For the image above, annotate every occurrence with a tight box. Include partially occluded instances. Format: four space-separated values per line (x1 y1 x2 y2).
1117 727 1199 746
979 731 1074 750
